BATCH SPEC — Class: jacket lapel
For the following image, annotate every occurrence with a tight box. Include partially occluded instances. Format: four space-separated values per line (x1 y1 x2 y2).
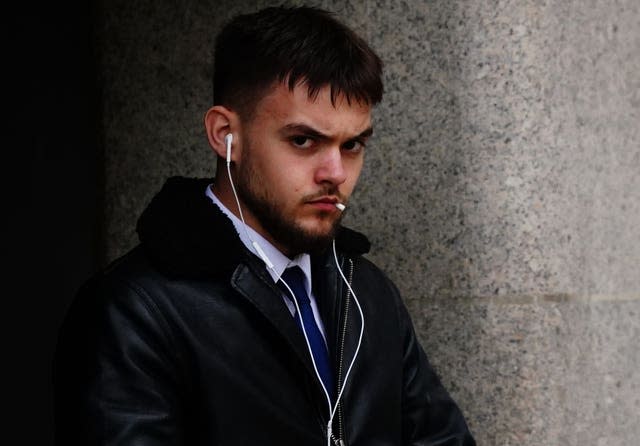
230 261 330 402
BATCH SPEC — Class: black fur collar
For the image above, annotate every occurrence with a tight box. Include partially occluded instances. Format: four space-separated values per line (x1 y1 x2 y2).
136 177 370 278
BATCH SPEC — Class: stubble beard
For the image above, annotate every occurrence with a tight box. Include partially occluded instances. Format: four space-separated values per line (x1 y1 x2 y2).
234 155 343 257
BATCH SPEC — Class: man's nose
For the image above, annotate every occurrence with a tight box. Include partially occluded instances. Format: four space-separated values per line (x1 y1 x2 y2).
314 146 347 186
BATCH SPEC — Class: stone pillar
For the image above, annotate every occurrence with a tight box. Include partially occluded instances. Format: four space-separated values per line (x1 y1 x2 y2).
99 1 640 444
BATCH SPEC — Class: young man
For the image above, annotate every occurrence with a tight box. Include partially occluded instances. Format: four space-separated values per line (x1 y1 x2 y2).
54 6 476 446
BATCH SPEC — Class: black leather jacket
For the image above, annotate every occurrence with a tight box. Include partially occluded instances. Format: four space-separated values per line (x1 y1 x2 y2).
54 177 475 446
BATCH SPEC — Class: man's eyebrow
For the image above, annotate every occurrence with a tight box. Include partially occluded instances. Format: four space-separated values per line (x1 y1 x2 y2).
357 127 374 139
281 124 329 140
281 123 374 140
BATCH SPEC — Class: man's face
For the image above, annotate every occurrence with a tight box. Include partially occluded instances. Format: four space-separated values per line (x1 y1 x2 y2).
234 82 372 256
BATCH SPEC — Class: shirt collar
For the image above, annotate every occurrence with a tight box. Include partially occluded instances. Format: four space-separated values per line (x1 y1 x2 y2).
205 185 312 295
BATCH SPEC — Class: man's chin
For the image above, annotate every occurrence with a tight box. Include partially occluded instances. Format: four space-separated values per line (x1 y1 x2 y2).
282 221 340 256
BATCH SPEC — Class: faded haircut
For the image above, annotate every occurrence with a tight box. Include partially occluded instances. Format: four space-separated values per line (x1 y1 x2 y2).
213 6 383 118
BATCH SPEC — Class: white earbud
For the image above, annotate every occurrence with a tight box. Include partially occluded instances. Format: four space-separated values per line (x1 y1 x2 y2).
225 133 233 163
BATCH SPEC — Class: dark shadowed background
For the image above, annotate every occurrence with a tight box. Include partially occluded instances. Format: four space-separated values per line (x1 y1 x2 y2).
7 2 100 444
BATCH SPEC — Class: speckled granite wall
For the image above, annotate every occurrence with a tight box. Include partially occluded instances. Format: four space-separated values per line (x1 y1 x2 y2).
98 1 640 444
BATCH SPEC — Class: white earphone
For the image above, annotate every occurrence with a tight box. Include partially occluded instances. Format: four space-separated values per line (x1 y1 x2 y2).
223 131 363 446
224 133 274 269
225 133 233 163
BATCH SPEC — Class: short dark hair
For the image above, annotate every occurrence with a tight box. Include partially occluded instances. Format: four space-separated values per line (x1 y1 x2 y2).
213 6 383 117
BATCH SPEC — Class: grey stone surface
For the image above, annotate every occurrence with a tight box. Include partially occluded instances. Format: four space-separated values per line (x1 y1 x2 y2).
348 0 640 300
98 0 640 444
414 296 640 445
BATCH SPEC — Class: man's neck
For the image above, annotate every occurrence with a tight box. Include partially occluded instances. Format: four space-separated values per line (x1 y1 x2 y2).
206 184 312 295
210 178 295 257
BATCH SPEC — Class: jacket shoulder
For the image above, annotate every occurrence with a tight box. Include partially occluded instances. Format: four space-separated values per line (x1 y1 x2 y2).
56 245 178 357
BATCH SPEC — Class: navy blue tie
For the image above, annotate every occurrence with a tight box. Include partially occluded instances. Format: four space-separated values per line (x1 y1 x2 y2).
280 266 334 401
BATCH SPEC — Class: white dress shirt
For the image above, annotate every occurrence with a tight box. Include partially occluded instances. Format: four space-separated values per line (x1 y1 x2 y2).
205 185 328 341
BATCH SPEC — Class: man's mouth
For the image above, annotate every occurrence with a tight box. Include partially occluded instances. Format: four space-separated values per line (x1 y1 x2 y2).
307 196 342 211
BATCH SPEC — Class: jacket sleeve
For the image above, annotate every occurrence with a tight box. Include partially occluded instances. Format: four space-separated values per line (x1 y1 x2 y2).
53 275 188 446
393 284 476 446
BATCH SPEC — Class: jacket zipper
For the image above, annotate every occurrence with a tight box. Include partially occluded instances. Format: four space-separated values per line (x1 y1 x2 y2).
248 257 351 445
333 257 354 446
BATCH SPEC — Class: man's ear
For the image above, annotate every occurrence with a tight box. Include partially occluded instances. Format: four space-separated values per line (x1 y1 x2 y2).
204 105 239 161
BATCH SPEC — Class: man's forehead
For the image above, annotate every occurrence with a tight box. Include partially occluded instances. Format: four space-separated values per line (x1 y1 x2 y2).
254 81 372 131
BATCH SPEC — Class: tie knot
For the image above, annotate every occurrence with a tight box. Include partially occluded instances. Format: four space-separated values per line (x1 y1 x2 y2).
282 265 305 283
280 266 309 305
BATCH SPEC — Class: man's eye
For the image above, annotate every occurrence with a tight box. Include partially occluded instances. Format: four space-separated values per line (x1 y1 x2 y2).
291 136 314 149
342 140 365 152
